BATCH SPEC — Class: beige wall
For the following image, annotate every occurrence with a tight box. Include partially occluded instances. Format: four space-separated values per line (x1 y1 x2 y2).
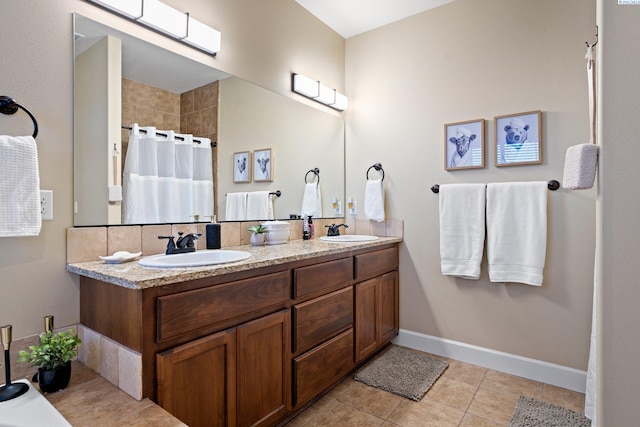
0 0 344 338
346 0 597 370
599 1 640 425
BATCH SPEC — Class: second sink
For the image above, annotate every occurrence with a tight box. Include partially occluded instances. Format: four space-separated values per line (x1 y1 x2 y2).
139 250 252 268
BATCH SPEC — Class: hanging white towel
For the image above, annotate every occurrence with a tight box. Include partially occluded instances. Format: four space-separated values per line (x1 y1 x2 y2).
246 191 273 220
0 135 41 237
364 179 385 222
439 184 486 280
300 183 322 218
486 182 548 286
225 192 247 221
563 44 599 190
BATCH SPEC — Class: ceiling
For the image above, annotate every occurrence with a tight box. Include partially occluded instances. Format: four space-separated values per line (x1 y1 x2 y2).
295 0 455 39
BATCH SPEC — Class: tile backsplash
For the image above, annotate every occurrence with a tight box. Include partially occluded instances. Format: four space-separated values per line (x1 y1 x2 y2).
67 218 403 263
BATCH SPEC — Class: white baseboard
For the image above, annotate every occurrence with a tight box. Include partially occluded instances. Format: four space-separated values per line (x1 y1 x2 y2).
392 329 587 393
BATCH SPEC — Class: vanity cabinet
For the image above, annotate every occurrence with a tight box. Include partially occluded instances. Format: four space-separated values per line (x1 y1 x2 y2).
157 310 290 427
354 249 400 363
78 242 399 427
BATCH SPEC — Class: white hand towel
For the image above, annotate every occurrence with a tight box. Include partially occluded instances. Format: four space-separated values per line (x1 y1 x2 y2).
225 192 247 221
486 182 548 286
439 184 486 280
364 179 385 222
300 183 322 218
246 191 272 220
562 144 599 190
0 135 41 237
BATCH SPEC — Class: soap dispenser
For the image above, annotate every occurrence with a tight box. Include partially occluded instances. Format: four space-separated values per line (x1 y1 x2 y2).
206 215 221 249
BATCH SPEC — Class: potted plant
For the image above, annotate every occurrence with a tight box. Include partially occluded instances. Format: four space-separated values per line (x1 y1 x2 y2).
18 329 81 393
247 225 266 246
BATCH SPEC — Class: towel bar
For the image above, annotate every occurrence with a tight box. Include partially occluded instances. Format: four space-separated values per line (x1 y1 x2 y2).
366 163 385 181
431 180 560 193
305 168 320 184
0 96 38 138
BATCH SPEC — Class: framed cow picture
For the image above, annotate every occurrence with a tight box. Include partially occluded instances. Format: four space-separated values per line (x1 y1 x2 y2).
495 110 542 167
233 151 251 183
444 119 485 171
253 148 273 182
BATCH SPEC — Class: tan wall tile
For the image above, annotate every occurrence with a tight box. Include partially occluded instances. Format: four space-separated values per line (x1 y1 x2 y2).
385 219 404 238
99 336 120 386
221 222 241 247
141 224 172 255
118 346 143 400
107 226 141 255
67 227 107 263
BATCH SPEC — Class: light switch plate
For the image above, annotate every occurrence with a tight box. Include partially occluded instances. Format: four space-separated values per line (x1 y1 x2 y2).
40 190 53 220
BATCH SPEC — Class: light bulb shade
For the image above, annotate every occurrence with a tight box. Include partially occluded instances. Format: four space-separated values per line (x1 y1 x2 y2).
293 74 319 98
316 84 335 104
185 16 221 54
87 0 143 19
292 73 348 111
138 0 188 39
331 92 348 111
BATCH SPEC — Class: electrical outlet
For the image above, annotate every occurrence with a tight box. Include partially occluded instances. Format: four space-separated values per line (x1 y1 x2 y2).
40 190 53 220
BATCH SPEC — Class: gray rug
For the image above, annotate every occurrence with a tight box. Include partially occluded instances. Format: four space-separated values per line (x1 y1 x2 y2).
509 396 591 427
353 346 448 401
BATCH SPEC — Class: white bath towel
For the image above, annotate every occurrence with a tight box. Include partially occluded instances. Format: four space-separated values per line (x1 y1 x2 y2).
364 179 385 222
0 135 41 237
562 144 599 190
486 182 548 286
225 192 247 221
246 191 273 220
439 184 486 280
300 183 322 218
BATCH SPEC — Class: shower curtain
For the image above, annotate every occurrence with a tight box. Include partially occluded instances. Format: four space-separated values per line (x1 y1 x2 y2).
123 124 214 224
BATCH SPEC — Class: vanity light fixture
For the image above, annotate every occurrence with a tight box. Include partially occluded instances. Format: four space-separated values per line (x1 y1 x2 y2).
292 73 348 111
84 0 221 55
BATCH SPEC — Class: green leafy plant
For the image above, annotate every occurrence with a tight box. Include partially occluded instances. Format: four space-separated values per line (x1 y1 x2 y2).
247 225 266 234
18 330 81 371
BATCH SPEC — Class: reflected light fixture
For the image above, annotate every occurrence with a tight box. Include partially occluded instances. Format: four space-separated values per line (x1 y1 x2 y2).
85 0 221 55
292 73 348 111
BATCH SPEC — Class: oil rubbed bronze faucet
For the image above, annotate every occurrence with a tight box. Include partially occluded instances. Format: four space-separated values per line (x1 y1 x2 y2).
158 231 201 255
325 223 348 237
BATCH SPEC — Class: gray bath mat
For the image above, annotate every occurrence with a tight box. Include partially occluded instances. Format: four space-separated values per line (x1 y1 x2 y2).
509 396 591 427
353 346 448 401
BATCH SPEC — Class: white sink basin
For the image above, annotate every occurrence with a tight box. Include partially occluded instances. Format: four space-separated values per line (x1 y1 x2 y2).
138 250 252 268
319 235 380 243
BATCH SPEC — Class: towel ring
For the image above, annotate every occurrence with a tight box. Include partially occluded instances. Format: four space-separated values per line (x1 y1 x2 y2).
0 96 39 138
366 163 385 181
305 168 320 184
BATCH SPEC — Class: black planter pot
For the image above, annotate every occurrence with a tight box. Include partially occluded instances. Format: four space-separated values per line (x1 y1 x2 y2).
34 361 72 393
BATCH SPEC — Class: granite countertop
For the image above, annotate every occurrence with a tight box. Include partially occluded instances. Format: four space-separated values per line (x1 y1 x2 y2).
67 237 402 290
45 361 186 426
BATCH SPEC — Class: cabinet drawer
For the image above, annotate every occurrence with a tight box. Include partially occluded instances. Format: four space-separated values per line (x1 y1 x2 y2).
293 328 354 407
355 247 398 280
293 287 353 354
294 257 353 299
157 271 290 342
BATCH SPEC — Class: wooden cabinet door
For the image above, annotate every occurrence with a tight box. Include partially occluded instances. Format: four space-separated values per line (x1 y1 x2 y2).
236 310 291 427
378 271 399 344
157 329 237 427
355 278 379 363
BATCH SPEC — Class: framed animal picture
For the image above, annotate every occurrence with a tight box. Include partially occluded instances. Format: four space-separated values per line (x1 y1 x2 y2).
253 148 273 182
233 151 251 183
444 119 485 171
495 110 543 167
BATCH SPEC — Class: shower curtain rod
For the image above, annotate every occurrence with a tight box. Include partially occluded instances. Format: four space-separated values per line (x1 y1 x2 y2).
121 125 217 147
430 180 560 193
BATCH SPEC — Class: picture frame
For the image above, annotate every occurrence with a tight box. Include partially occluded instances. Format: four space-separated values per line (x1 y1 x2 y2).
495 110 543 167
233 151 251 183
444 119 485 171
253 148 273 182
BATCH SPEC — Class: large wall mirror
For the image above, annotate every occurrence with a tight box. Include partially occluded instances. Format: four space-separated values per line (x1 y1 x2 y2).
73 14 344 226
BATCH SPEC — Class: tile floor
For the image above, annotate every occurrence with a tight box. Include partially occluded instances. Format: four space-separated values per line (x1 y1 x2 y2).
286 346 586 426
